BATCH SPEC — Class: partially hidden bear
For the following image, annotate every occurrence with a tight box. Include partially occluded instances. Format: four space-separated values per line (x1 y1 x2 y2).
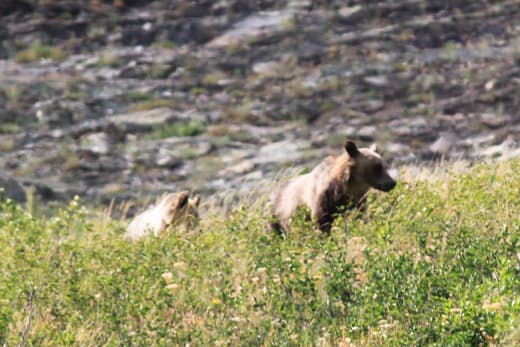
125 191 200 241
270 140 396 234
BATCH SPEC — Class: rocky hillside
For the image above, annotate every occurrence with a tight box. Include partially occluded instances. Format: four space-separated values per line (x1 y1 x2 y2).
1 0 520 206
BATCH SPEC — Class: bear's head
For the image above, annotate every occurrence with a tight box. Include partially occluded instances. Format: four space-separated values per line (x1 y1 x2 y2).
345 140 396 192
160 191 201 231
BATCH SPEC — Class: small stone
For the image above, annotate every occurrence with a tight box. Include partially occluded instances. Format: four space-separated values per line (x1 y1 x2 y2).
155 147 183 168
362 100 385 112
338 5 362 18
364 75 389 88
80 132 110 155
484 80 495 91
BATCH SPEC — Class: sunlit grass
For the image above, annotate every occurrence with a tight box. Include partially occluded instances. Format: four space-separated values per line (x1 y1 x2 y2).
145 120 206 139
0 160 519 346
15 43 67 63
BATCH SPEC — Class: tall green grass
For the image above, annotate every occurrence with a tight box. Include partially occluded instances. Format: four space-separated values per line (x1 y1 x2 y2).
0 160 519 346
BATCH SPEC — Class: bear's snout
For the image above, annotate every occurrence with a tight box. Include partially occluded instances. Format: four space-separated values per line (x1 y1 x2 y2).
377 180 396 192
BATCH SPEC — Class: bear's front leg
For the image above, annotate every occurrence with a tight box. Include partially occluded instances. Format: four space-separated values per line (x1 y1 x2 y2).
311 201 333 235
317 212 333 234
269 217 285 236
311 186 338 235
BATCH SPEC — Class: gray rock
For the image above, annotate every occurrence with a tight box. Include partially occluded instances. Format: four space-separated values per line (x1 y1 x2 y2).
480 113 511 129
462 133 496 151
223 160 255 175
0 174 26 203
155 147 183 168
243 170 263 181
364 75 389 88
254 139 310 164
390 116 430 137
477 137 515 159
385 142 411 155
252 61 285 77
208 10 295 47
159 138 214 158
20 179 70 201
107 108 175 130
358 126 377 141
362 100 385 112
80 132 110 155
34 100 74 127
287 0 311 10
430 133 458 154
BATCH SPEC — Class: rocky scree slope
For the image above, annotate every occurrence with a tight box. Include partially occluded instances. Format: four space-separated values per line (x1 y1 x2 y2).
0 0 520 206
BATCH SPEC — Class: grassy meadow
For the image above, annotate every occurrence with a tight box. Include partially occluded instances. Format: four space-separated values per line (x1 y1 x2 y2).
1 160 519 346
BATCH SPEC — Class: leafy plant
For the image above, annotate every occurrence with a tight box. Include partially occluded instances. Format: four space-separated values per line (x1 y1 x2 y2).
0 160 519 346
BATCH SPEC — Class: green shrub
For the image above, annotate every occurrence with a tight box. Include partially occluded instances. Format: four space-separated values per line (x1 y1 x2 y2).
0 161 519 346
15 43 67 63
125 91 155 102
146 120 206 139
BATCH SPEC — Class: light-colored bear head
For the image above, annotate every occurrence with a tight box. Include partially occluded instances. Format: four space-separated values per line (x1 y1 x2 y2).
160 191 201 232
125 191 201 241
345 140 396 192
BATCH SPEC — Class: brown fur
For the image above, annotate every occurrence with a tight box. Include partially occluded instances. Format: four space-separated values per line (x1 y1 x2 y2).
270 141 396 234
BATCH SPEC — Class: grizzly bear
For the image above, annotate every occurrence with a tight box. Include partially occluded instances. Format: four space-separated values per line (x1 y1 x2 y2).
125 191 200 241
270 140 396 234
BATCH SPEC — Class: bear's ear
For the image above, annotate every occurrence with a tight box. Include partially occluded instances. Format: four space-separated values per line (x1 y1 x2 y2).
176 192 189 209
190 195 201 207
345 140 360 158
369 143 378 153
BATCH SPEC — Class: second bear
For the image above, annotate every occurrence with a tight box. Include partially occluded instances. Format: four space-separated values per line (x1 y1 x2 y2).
125 191 200 241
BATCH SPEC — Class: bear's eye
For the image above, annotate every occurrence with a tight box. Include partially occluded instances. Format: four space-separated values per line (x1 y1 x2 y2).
374 163 383 174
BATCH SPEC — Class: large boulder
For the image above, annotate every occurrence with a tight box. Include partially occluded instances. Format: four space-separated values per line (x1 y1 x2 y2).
0 174 27 203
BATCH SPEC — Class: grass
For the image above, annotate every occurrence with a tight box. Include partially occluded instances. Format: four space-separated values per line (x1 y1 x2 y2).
0 123 22 134
146 120 206 139
151 41 177 50
0 160 519 346
96 54 123 68
15 43 67 63
125 91 155 103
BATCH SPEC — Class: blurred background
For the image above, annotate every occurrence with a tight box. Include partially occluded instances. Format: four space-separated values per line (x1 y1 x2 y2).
0 0 519 208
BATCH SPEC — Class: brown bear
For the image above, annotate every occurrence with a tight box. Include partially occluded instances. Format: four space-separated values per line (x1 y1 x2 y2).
125 191 200 241
270 140 396 234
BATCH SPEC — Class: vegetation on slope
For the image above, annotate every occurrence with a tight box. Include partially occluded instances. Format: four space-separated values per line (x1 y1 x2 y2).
1 161 519 346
